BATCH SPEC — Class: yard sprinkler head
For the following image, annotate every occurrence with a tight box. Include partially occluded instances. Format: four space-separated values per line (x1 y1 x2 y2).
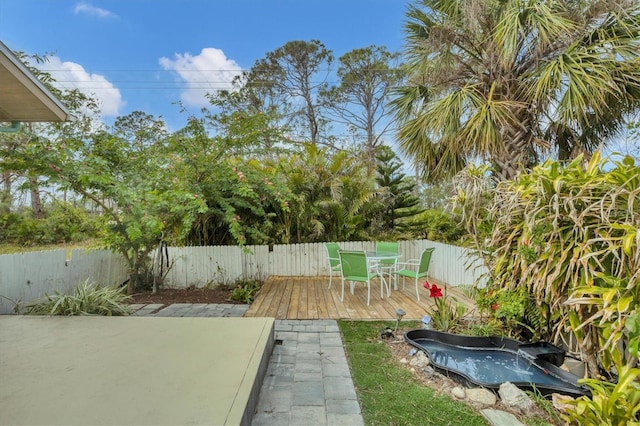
394 308 406 333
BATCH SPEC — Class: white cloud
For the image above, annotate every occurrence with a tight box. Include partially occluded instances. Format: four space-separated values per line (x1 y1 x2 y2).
42 56 125 117
159 48 242 108
74 2 117 18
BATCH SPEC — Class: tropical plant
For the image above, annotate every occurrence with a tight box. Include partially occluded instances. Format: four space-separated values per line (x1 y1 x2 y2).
393 0 640 181
164 115 292 247
476 287 546 340
23 280 132 316
456 152 640 377
563 352 640 426
275 143 379 243
55 117 207 293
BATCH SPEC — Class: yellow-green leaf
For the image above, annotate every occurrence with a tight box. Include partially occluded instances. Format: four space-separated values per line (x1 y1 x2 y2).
618 296 634 313
623 232 636 256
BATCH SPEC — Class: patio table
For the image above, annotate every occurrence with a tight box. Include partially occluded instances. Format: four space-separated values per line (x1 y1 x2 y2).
366 251 402 291
366 251 401 262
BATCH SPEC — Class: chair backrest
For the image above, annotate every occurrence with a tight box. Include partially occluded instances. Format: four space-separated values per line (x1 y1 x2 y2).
375 241 399 254
418 248 434 274
376 241 399 265
325 243 341 268
339 250 369 279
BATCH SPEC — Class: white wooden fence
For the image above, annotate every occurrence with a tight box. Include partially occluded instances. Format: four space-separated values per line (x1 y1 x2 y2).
0 249 129 314
0 239 488 314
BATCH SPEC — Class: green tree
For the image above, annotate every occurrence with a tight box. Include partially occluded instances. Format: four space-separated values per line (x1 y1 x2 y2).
25 112 207 293
206 69 293 155
0 51 100 218
320 46 404 165
368 146 424 236
169 116 291 246
253 40 333 145
393 0 640 181
276 143 378 243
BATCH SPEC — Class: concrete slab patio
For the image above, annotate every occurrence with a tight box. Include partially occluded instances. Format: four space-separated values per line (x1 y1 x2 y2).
0 315 274 426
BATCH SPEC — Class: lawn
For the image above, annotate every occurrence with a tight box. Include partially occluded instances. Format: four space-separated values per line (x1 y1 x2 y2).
338 320 489 426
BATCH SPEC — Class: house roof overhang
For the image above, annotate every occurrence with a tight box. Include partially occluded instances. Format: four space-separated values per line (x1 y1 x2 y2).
0 40 71 122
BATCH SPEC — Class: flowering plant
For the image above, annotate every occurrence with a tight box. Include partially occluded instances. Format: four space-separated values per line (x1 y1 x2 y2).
427 281 443 298
424 281 466 332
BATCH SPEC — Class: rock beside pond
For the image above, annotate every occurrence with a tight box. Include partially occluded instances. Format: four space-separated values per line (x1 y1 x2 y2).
466 387 497 406
421 365 437 377
409 351 430 368
451 386 466 399
552 393 574 413
498 382 536 412
480 409 525 426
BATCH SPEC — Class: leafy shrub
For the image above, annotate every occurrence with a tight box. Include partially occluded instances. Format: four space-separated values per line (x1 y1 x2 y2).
42 201 101 243
402 209 465 243
0 202 100 246
462 321 505 337
563 357 640 425
24 280 132 316
229 280 262 304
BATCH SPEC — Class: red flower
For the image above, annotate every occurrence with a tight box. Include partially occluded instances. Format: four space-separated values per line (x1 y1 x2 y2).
429 283 443 298
491 303 500 311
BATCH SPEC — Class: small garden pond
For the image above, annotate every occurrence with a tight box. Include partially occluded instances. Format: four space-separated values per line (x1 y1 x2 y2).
405 329 589 398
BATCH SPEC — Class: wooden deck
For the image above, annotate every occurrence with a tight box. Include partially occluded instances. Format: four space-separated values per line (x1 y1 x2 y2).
244 276 476 320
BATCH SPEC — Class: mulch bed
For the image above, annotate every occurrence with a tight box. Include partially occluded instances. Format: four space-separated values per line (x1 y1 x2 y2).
128 286 240 305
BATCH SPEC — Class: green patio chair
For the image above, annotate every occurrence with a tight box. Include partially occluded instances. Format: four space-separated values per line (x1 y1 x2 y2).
375 241 400 289
324 242 342 289
338 250 388 305
394 248 434 301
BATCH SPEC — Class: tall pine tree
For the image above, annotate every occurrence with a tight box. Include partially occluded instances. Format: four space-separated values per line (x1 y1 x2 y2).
374 146 423 235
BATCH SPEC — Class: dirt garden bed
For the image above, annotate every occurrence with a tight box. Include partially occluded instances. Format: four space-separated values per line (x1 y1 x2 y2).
129 286 240 305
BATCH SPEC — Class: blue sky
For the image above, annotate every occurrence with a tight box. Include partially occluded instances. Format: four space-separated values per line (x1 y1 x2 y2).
0 0 409 130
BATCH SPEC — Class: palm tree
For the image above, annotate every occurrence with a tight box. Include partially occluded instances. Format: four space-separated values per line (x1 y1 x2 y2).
392 0 640 180
276 143 379 243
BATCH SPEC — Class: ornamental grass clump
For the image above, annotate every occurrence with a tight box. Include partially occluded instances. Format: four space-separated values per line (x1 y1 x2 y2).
24 279 132 316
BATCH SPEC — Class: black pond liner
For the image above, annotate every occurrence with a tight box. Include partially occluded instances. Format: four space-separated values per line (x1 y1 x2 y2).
404 329 590 398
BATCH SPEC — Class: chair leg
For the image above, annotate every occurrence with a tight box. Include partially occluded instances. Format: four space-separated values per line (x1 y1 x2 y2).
367 281 371 305
328 270 332 289
340 277 345 301
415 277 420 301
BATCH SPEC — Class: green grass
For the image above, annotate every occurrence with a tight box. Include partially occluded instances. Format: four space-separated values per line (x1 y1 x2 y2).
338 320 488 426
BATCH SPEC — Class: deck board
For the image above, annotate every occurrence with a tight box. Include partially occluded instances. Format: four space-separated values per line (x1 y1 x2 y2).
245 276 476 320
274 279 293 318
